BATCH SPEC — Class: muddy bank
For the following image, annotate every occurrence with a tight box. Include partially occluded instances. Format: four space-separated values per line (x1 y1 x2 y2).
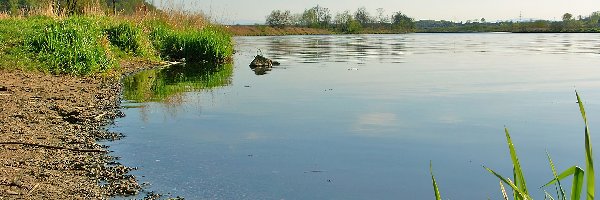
0 63 162 198
226 25 333 36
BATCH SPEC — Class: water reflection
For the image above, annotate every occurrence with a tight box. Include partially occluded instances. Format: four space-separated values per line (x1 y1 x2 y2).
237 33 600 67
123 62 233 103
249 65 272 75
111 34 600 200
244 35 409 65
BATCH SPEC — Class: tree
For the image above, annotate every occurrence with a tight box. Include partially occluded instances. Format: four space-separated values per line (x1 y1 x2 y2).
334 10 361 33
266 10 292 28
299 5 331 28
481 18 486 23
315 5 332 27
587 11 600 27
300 7 317 27
354 7 372 25
391 11 415 31
376 8 389 24
562 13 573 21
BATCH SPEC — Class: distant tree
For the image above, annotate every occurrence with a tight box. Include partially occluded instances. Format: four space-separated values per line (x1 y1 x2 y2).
562 13 573 21
334 10 361 33
391 11 415 31
290 13 302 26
300 7 317 27
354 7 372 25
315 5 332 27
480 18 486 23
376 8 389 24
333 10 351 25
266 10 292 28
587 11 600 27
299 5 331 28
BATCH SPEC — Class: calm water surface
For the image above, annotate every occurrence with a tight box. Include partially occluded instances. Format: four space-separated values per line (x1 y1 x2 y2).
109 33 600 199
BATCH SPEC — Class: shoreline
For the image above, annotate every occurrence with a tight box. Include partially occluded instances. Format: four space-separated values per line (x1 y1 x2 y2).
0 62 164 198
227 25 600 36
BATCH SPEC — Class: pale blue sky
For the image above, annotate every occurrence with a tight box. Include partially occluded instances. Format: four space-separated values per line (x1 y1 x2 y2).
152 0 600 24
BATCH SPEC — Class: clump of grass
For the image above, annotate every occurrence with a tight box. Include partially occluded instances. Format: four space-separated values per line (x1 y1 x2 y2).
432 91 595 200
27 16 115 75
149 23 234 62
105 22 149 56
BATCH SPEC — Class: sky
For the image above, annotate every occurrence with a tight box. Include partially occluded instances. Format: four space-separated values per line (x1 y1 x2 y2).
151 0 600 24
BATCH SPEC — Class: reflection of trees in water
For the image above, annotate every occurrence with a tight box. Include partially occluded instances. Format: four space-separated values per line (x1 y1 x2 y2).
299 37 333 63
257 35 408 65
267 37 297 60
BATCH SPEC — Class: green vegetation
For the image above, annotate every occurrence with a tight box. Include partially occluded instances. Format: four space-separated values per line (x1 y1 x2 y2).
27 16 114 75
432 92 595 200
417 12 600 33
0 0 155 16
0 5 234 75
122 63 233 103
265 5 415 34
263 6 600 34
150 24 234 63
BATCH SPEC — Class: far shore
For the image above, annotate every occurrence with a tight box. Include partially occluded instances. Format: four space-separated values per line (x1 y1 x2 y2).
227 25 600 36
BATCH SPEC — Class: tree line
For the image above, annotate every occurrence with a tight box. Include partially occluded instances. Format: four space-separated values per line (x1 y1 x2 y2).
265 6 415 33
416 12 600 33
266 6 600 33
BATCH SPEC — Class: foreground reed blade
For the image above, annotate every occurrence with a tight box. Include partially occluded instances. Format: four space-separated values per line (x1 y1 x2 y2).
433 92 595 200
542 165 584 200
484 166 532 200
545 152 567 200
505 127 529 198
576 91 595 200
430 161 442 200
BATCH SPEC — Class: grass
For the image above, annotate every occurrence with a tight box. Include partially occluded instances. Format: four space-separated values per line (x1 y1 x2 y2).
431 91 595 200
0 8 234 75
150 24 234 62
27 16 114 75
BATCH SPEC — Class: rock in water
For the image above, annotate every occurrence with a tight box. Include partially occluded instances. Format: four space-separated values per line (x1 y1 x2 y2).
250 55 276 67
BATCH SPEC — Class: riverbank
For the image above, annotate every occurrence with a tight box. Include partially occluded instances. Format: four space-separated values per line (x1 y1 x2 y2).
227 25 333 36
0 60 172 198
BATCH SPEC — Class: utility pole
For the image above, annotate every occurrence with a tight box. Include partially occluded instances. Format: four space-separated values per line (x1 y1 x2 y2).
519 11 522 22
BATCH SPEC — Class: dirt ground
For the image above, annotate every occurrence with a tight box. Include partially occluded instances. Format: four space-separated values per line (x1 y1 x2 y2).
0 62 162 199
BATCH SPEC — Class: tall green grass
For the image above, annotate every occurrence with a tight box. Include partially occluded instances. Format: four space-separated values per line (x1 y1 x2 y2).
0 14 234 75
431 91 595 200
28 16 115 75
150 24 234 62
105 21 151 57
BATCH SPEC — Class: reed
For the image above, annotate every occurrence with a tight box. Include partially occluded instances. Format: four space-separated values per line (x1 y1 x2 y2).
432 92 595 200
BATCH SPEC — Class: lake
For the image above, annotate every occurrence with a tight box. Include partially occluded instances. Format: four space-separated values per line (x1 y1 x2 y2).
109 33 600 199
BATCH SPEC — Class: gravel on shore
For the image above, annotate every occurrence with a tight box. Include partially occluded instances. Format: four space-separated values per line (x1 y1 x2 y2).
0 63 161 199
